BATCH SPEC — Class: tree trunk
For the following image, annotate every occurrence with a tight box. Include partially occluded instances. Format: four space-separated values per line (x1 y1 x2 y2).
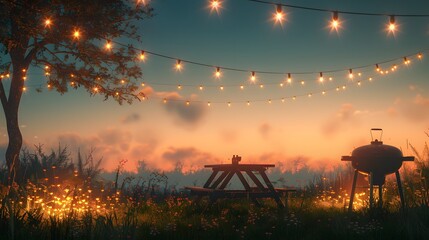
5 103 22 184
3 65 26 184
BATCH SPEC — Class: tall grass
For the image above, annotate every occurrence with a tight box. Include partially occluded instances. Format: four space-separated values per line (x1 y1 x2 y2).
0 143 429 239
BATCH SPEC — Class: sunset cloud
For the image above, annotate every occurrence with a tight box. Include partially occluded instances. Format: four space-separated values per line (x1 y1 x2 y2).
161 147 219 173
322 103 366 136
259 123 272 139
388 94 429 122
121 113 141 124
143 85 207 126
50 128 159 172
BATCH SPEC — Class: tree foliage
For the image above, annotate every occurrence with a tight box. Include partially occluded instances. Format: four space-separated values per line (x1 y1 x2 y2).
0 0 153 181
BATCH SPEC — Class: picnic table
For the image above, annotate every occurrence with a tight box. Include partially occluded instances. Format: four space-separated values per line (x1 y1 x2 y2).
186 155 296 208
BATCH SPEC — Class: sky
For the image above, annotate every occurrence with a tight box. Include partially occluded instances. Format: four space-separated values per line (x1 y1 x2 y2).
1 0 429 174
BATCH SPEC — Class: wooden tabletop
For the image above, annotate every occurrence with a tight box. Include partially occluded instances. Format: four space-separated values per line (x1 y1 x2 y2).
204 163 275 168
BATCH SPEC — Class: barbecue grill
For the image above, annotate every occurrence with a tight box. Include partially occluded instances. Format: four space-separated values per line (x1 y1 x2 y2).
341 128 414 211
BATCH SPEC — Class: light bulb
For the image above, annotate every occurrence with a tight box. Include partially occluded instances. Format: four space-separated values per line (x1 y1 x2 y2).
139 51 146 61
388 15 396 33
319 72 324 83
274 4 285 24
348 69 353 79
250 71 256 82
215 67 221 78
330 11 340 31
210 0 221 13
44 18 52 27
376 64 380 72
403 57 410 65
73 29 80 39
287 73 292 83
105 40 112 50
175 60 182 71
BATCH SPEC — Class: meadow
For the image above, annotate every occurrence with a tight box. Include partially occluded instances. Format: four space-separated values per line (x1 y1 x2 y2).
0 143 428 240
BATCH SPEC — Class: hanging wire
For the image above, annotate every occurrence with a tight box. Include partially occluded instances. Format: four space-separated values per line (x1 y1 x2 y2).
247 0 429 17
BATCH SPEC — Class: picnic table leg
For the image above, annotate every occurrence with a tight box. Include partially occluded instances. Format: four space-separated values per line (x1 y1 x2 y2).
258 170 284 208
209 171 229 189
219 171 235 189
245 170 267 190
204 170 219 188
236 171 261 207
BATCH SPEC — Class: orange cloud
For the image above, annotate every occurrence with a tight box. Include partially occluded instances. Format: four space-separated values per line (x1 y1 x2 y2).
143 85 207 126
322 103 366 136
388 94 429 122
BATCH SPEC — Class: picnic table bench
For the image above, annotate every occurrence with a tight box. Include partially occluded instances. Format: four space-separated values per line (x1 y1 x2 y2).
185 155 296 208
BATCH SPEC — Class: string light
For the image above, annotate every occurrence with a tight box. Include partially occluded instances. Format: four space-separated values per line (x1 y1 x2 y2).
247 101 251 106
22 86 27 92
330 11 340 31
300 80 305 85
109 39 423 82
287 73 292 83
210 0 222 14
375 64 380 72
215 67 221 78
175 60 183 71
44 18 52 27
259 84 264 88
220 85 224 90
240 85 244 90
388 15 396 34
319 72 324 83
207 102 211 107
250 71 256 82
177 85 182 90
139 51 146 61
227 102 231 107
274 4 285 24
163 98 167 103
348 69 353 79
73 29 80 39
186 101 190 106
199 85 204 90
418 53 423 59
105 40 112 50
403 57 410 65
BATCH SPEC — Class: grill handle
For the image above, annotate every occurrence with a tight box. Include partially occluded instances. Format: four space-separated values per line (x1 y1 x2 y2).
341 156 353 161
402 156 415 162
370 128 383 141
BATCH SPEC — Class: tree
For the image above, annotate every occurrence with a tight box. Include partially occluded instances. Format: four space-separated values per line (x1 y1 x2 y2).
0 0 152 183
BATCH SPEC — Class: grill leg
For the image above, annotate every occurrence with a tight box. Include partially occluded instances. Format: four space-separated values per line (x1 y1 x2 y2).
348 170 358 212
369 172 374 208
395 171 405 209
378 185 383 208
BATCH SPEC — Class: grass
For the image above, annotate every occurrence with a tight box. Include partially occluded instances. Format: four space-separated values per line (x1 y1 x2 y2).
0 143 428 239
